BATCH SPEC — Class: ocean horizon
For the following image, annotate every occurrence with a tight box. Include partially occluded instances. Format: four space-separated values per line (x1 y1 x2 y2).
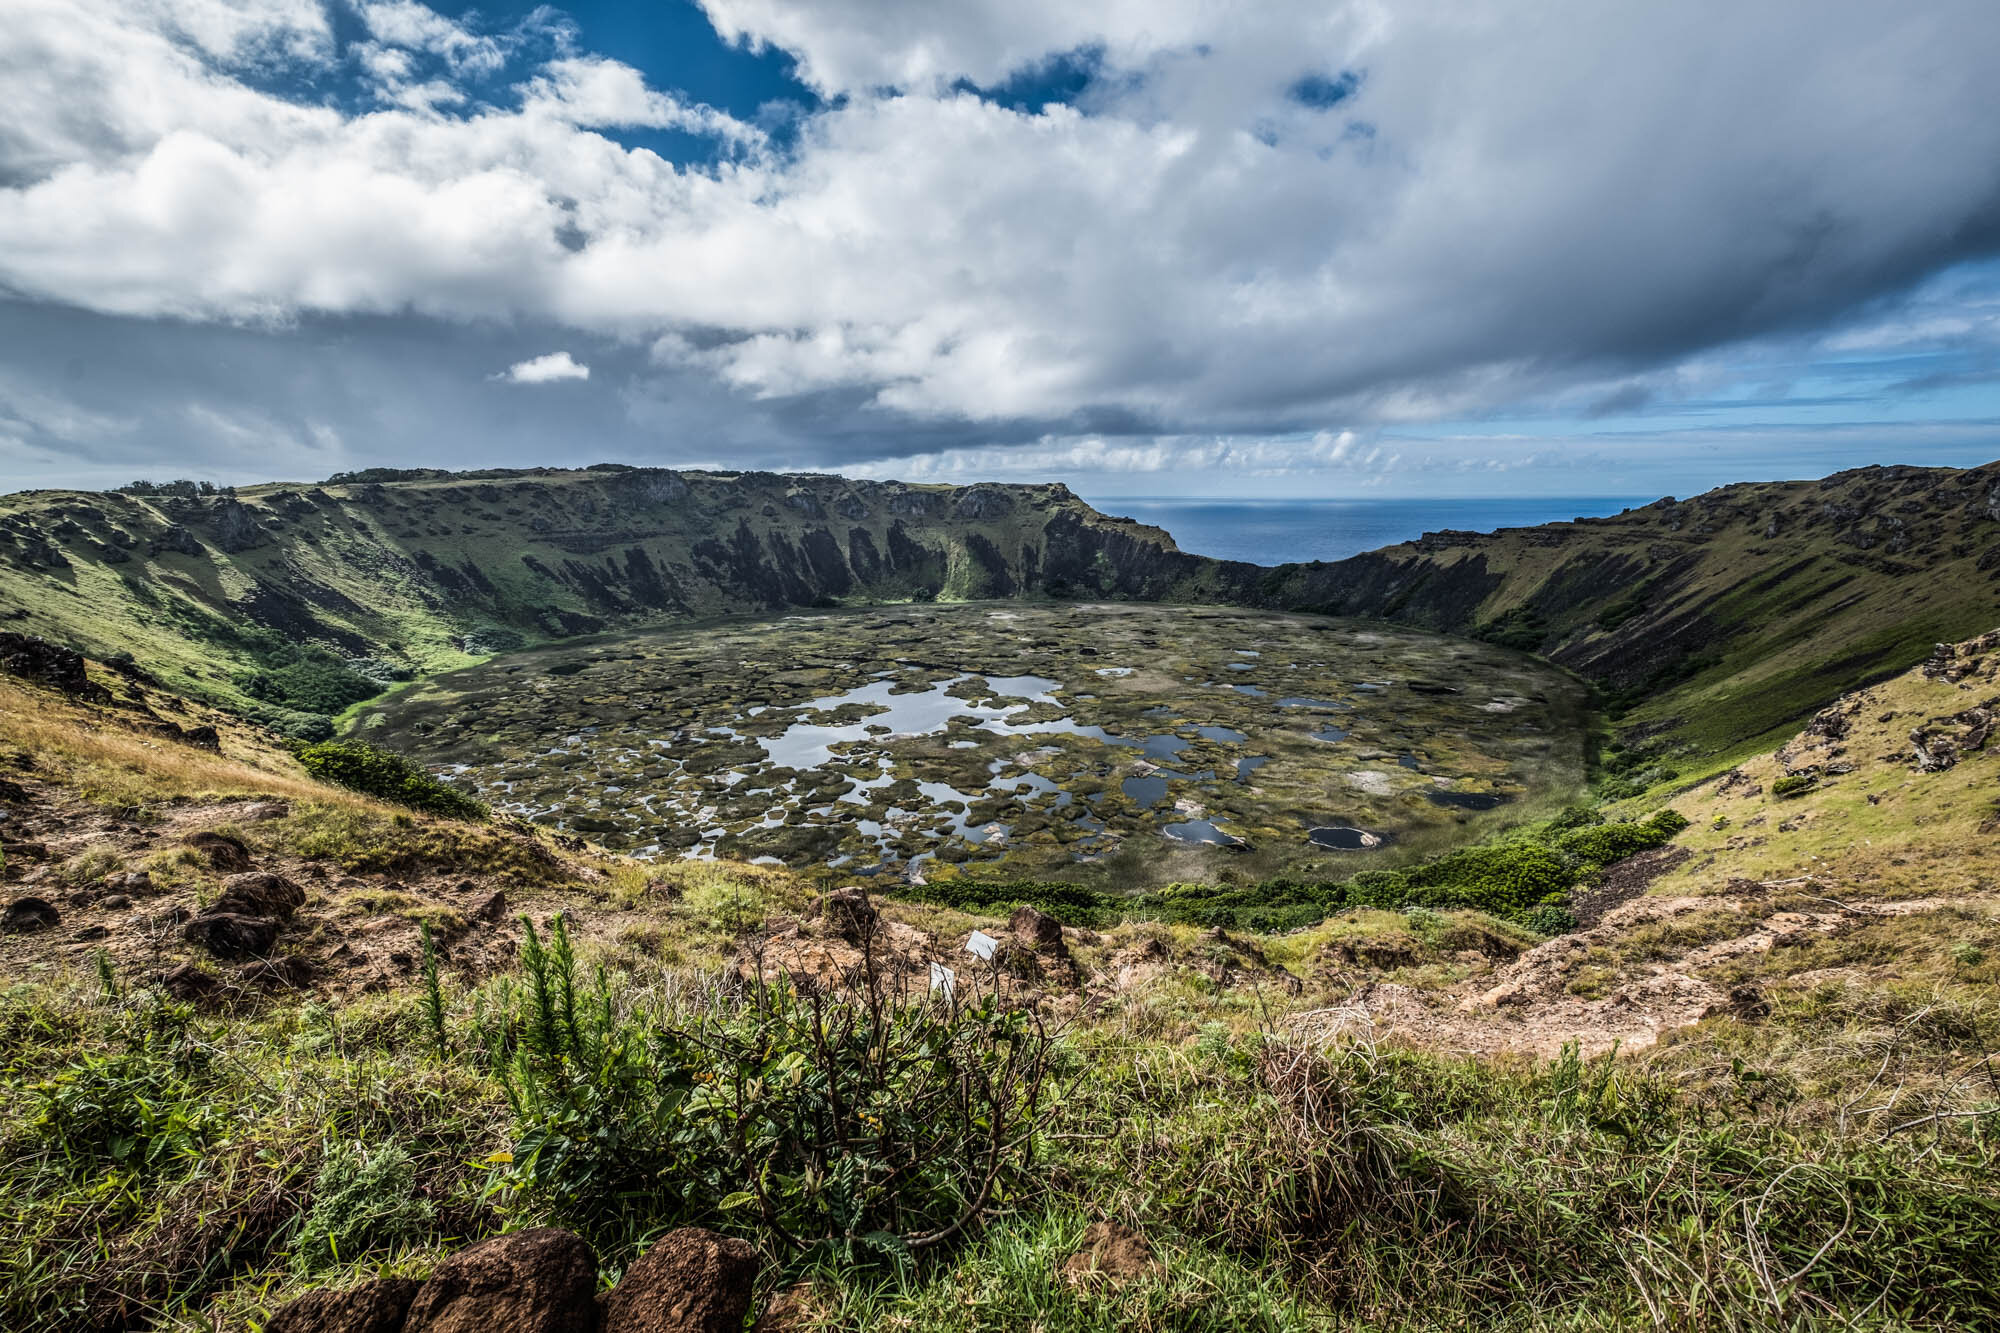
1084 495 1661 566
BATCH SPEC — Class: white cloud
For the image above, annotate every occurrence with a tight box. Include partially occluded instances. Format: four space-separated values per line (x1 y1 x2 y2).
354 0 506 76
499 350 591 384
2 0 1999 466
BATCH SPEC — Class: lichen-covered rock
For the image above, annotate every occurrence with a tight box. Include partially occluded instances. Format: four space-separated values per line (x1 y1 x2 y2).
402 1228 599 1333
601 1227 758 1333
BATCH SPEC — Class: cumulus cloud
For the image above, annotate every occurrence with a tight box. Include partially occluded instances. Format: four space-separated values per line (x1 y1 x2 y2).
499 351 591 384
1 0 1999 487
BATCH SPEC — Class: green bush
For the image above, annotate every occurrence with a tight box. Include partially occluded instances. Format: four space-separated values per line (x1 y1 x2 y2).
1521 903 1578 937
292 739 485 819
239 645 383 716
294 1141 434 1267
1772 773 1817 798
1389 842 1576 914
483 916 1056 1261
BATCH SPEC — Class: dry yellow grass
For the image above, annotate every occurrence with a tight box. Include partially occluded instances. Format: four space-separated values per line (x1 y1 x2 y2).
0 674 353 813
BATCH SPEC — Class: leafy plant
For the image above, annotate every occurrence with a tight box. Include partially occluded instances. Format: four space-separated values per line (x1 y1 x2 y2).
1772 773 1817 798
292 738 485 819
482 916 1057 1262
294 1141 434 1267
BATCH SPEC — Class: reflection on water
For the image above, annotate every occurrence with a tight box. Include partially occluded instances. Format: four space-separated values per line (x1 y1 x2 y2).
1308 825 1385 850
1166 818 1240 845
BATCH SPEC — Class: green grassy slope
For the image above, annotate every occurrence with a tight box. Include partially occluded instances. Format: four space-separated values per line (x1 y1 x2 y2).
1259 461 2000 767
0 466 1223 734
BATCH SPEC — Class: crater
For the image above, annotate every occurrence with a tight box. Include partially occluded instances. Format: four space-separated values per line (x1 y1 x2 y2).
355 602 1587 888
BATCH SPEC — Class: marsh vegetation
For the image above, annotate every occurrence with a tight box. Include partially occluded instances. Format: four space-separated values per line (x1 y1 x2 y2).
360 603 1589 888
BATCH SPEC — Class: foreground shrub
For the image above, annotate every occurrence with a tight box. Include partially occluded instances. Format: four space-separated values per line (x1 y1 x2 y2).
292 739 485 819
481 917 1057 1262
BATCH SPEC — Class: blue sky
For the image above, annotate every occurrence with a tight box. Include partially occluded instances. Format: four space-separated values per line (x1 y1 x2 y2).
2 0 1998 499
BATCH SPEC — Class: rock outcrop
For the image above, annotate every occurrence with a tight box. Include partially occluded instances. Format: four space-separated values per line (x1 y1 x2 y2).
400 1228 599 1333
265 1227 763 1333
600 1227 759 1333
266 1276 422 1333
0 631 106 700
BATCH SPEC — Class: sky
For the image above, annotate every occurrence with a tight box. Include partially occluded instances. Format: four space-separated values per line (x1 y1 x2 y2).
3 1 2000 500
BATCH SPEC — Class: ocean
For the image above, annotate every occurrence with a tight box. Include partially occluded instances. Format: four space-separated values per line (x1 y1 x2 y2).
1084 496 1660 566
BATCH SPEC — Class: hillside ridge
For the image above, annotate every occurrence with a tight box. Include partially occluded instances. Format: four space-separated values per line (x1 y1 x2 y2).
0 466 1230 735
6 459 2000 765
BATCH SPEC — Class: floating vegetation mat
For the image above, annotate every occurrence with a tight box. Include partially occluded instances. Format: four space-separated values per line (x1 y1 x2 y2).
357 603 1588 886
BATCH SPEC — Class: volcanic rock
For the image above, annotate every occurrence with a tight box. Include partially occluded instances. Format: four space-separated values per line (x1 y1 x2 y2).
601 1227 759 1333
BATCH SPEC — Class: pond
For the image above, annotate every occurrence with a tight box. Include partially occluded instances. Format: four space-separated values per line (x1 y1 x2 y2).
355 602 1586 887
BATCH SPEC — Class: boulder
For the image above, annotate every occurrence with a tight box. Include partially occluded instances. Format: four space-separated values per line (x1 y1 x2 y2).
185 830 252 872
471 890 508 922
106 869 155 896
213 871 306 920
151 524 205 557
1008 904 1065 950
601 1227 759 1333
1 895 60 934
403 1228 599 1333
183 912 279 958
266 1277 423 1333
820 887 877 944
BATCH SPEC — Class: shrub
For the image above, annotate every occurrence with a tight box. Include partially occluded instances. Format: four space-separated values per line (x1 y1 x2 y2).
1772 773 1817 798
294 1141 434 1267
293 739 485 819
1389 842 1576 915
1521 903 1578 937
483 916 1056 1262
240 645 383 715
